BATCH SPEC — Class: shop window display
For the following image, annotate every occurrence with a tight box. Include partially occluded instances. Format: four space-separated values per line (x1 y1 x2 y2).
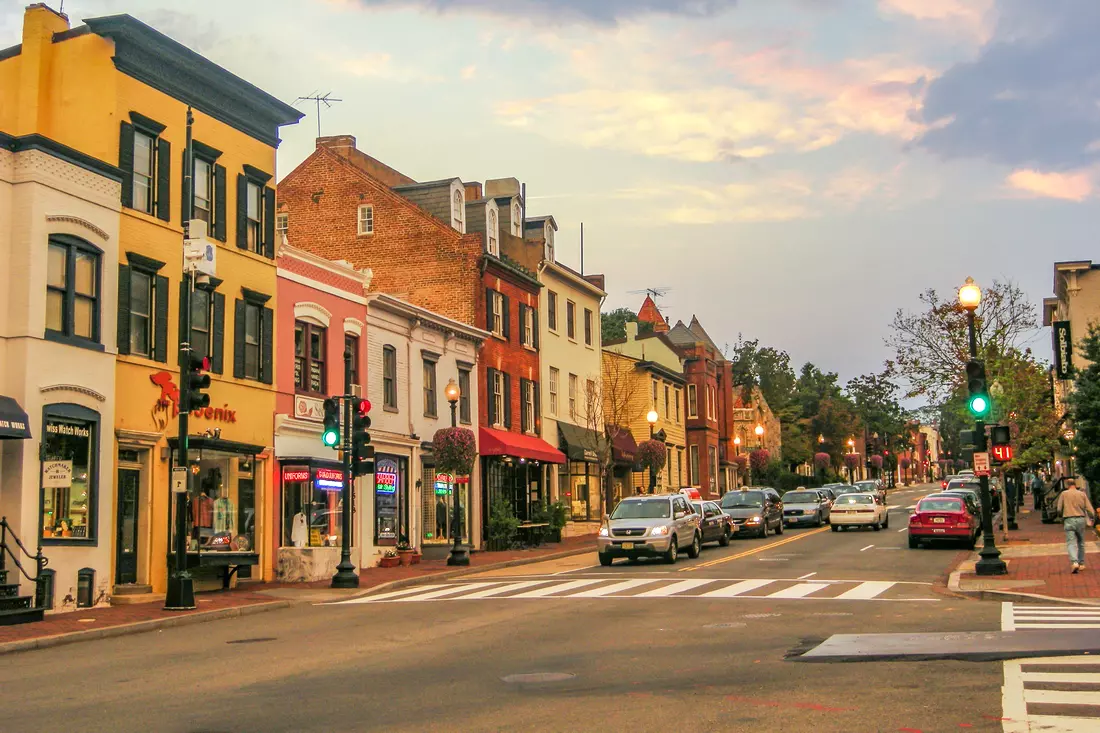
281 465 344 548
41 409 98 541
170 448 258 556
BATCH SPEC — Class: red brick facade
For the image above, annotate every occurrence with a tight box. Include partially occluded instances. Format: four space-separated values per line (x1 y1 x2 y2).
680 341 722 497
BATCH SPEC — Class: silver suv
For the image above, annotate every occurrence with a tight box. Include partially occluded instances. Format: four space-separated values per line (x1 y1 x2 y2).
597 494 701 566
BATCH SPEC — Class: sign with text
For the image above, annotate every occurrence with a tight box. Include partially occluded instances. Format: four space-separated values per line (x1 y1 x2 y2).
314 467 344 492
42 460 73 489
973 452 990 477
1053 321 1073 379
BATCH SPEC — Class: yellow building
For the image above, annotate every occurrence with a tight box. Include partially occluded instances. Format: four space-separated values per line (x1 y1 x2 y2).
603 322 688 495
0 6 301 601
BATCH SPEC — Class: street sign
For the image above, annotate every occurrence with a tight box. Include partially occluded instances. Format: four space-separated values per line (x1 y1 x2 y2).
171 467 188 493
973 452 990 477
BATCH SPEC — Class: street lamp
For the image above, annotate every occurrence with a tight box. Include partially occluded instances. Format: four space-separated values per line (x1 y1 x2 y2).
733 436 741 454
959 277 1006 576
647 410 659 493
818 434 825 445
755 424 764 448
444 378 469 567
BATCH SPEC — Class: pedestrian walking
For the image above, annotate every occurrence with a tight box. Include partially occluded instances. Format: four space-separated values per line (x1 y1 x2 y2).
1031 472 1044 511
1055 479 1096 573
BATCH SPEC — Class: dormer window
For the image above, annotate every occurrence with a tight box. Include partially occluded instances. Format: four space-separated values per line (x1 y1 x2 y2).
512 202 522 235
545 225 555 262
487 208 499 256
453 189 464 228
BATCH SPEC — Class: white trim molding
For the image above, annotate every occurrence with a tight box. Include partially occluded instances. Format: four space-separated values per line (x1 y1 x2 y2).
344 317 365 336
46 214 110 241
40 384 107 402
294 301 332 327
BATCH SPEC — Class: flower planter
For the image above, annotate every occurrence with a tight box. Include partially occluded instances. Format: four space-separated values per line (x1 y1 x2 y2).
409 552 422 565
397 549 416 566
378 556 400 568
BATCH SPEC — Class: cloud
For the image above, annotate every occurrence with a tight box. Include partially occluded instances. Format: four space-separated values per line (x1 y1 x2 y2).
1005 169 1093 202
338 0 740 25
322 50 444 83
461 64 478 80
918 0 1100 171
878 0 994 40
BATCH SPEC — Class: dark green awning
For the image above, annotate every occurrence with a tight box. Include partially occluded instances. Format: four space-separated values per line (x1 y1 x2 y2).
558 423 606 463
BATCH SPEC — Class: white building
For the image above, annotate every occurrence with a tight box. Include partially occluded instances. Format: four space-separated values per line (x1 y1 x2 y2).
0 134 120 611
365 293 488 561
537 261 607 526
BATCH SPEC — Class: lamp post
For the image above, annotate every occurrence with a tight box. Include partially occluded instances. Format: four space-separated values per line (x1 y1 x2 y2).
847 438 856 482
733 436 741 488
647 410 659 493
959 277 1006 576
755 424 764 449
444 379 469 566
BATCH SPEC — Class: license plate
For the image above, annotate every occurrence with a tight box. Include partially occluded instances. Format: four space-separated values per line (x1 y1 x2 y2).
621 542 635 550
933 529 946 533
933 518 946 523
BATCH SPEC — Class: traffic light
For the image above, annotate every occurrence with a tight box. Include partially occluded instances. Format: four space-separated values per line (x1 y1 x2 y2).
965 360 990 418
991 444 1014 463
183 353 211 411
352 398 374 477
321 398 340 448
990 424 1012 464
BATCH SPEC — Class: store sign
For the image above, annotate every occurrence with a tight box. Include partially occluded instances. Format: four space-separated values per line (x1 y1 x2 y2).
1053 321 1073 379
315 467 344 492
435 472 454 496
41 460 73 489
282 467 310 483
376 467 398 494
294 395 324 422
149 371 237 432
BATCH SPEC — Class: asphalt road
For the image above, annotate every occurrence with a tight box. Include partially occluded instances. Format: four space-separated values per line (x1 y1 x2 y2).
1 484 1008 733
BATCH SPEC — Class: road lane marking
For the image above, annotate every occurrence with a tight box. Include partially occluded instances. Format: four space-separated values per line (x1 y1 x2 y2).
898 528 907 532
765 583 830 599
833 581 895 600
391 582 501 602
570 579 660 597
680 526 831 572
510 579 604 597
797 572 817 580
635 579 715 597
859 544 874 552
699 579 775 597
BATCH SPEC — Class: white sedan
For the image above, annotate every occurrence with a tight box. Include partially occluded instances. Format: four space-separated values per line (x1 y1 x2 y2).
829 493 889 531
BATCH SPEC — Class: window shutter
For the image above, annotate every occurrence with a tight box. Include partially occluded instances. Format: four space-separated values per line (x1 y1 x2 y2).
179 150 188 224
233 298 246 378
154 274 168 362
177 282 188 367
502 294 511 341
520 379 530 434
485 288 494 332
213 164 227 242
532 307 540 350
211 291 225 374
118 122 134 209
503 373 513 429
156 137 171 222
518 304 527 345
486 368 497 426
236 174 248 249
260 305 274 384
263 187 276 258
534 381 542 435
116 264 131 355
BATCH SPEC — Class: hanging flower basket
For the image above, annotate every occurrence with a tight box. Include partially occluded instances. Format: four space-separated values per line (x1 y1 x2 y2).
870 455 884 469
637 440 667 472
899 457 912 470
749 449 770 473
434 427 477 475
813 452 831 469
844 453 862 471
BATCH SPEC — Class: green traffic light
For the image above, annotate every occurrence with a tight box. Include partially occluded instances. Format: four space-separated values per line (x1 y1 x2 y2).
322 429 339 447
969 395 989 416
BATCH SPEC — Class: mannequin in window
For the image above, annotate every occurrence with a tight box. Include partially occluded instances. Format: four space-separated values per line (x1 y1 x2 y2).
436 496 448 539
291 512 308 548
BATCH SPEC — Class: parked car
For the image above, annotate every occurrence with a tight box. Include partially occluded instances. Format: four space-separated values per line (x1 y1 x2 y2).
781 489 831 528
719 488 783 538
829 493 889 531
597 493 701 566
692 500 735 547
940 474 963 490
816 488 836 505
908 495 979 549
854 480 886 504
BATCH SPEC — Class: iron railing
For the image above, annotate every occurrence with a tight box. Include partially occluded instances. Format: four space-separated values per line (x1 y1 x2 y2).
0 517 49 608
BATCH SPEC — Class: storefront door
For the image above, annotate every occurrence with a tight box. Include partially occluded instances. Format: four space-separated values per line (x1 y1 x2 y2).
115 468 140 584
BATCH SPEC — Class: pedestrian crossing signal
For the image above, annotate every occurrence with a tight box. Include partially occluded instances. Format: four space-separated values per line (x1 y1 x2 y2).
991 445 1013 463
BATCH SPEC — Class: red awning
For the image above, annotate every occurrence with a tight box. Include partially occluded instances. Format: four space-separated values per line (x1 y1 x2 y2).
479 427 566 464
611 427 638 465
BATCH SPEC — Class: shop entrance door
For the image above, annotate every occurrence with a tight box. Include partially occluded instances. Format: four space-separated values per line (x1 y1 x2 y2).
115 468 140 584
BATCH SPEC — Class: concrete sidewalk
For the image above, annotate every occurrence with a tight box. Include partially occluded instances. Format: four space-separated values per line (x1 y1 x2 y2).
0 534 596 656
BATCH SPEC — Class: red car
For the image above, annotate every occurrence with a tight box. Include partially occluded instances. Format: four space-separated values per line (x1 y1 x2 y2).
908 495 979 549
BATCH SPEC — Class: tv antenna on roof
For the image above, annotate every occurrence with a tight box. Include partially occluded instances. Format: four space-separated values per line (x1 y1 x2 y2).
294 92 343 138
628 287 672 302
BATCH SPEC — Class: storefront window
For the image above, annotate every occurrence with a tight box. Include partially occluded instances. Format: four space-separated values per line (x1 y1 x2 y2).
169 447 259 555
281 464 344 548
41 407 98 541
564 461 600 521
422 463 465 543
375 456 403 543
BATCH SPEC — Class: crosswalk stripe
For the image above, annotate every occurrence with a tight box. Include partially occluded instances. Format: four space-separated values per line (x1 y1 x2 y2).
570 579 661 597
833 581 896 600
391 582 500 602
634 579 715 597
1024 673 1100 684
765 582 830 599
456 581 553 599
1024 689 1100 705
1015 623 1100 629
509 579 604 598
342 584 448 604
699 579 775 597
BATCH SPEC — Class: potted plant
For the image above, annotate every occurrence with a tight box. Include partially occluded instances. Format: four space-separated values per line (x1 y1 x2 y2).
396 540 417 566
548 501 568 543
378 549 400 568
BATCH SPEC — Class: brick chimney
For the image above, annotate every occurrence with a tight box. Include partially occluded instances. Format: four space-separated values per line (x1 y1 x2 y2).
316 135 357 152
465 182 483 201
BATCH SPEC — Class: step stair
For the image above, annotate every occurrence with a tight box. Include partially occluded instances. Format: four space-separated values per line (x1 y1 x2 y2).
0 568 44 626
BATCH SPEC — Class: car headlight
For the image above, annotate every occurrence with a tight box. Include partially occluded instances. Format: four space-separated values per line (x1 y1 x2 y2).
650 525 670 536
598 527 610 537
747 516 762 523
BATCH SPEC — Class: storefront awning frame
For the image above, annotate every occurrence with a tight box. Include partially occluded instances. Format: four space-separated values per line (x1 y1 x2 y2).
0 395 31 439
479 427 566 464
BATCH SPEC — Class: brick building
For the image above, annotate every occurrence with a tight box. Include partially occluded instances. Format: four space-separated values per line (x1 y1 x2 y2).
276 138 564 545
667 317 724 498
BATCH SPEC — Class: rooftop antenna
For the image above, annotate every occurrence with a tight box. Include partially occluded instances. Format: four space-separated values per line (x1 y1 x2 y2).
294 92 343 138
580 222 584 275
628 287 672 302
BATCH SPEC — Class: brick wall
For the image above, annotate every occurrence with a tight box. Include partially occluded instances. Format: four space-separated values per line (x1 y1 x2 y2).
479 263 540 435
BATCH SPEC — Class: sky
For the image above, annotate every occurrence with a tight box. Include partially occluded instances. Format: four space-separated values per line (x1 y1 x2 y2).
4 0 1097 389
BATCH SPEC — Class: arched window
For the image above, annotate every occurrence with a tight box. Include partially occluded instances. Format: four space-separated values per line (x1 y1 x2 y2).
453 190 464 224
513 202 522 235
487 209 498 255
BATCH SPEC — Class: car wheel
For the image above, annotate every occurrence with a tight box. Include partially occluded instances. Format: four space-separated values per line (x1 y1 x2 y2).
775 519 784 535
719 529 731 547
599 553 614 567
872 522 881 531
831 524 840 532
815 513 823 528
760 522 769 538
908 537 919 549
688 533 702 559
665 537 678 564
967 534 977 551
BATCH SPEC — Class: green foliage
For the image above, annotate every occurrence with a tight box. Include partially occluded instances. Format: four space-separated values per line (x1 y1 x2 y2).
488 497 520 551
1070 326 1100 488
845 371 912 452
548 502 568 531
602 307 653 343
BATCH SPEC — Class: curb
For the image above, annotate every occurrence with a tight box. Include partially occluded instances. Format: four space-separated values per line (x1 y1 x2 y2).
331 544 596 602
0 599 291 657
947 566 1100 607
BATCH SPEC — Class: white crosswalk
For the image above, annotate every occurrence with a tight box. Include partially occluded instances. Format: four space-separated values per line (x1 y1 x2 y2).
1002 603 1100 732
338 576 936 605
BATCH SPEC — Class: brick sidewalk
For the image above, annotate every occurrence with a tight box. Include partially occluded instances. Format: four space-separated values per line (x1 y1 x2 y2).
0 534 596 652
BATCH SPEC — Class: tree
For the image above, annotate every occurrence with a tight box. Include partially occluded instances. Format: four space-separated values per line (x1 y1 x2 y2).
602 307 652 343
887 279 1038 402
582 353 642 512
845 371 912 455
728 337 797 410
1069 326 1100 495
987 348 1060 469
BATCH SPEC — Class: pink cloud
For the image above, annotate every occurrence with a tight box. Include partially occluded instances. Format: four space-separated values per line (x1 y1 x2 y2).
1006 169 1093 202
